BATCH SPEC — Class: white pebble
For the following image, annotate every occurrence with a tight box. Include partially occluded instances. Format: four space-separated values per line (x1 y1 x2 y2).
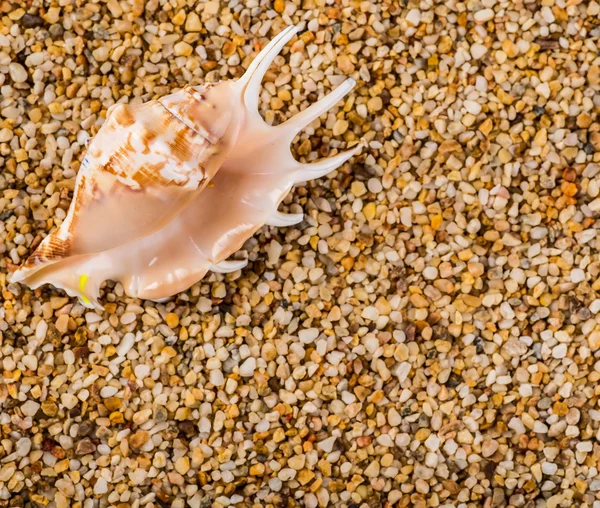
400 207 412 227
61 393 78 410
210 370 224 386
63 350 75 365
424 434 440 452
470 43 488 59
318 436 336 453
405 8 421 26
464 100 482 115
116 333 135 357
36 320 48 341
9 62 28 83
577 441 593 452
571 268 585 283
552 344 567 359
536 82 550 99
21 400 40 417
120 312 137 325
94 477 108 495
576 229 596 244
299 328 319 344
396 362 411 382
239 357 256 377
423 267 438 280
129 469 148 485
508 417 526 435
278 468 296 481
101 386 118 397
361 306 379 321
474 8 494 22
22 355 38 371
255 419 270 432
134 364 151 379
519 384 533 397
16 438 31 457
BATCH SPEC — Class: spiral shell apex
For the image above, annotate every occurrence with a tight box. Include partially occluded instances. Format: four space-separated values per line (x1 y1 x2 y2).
12 25 361 309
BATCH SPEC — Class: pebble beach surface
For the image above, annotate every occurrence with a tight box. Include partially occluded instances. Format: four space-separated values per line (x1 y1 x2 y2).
1 0 600 507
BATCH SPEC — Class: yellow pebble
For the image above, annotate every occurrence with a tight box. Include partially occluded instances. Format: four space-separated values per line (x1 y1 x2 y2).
333 119 349 136
270 97 283 110
430 215 443 230
363 202 376 220
162 346 177 358
174 41 193 57
250 463 265 475
165 313 179 328
367 96 383 112
28 108 42 123
278 89 291 101
172 9 186 25
351 181 366 197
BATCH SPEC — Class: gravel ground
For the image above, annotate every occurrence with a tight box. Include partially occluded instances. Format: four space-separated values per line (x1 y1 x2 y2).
1 0 600 507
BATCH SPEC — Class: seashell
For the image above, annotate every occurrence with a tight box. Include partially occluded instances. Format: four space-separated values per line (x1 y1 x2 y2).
12 26 360 309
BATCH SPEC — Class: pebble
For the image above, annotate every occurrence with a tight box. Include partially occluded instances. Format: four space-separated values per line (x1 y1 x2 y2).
100 386 118 397
278 468 296 481
16 438 32 457
175 457 190 475
129 469 148 485
9 62 27 83
474 9 494 22
535 82 550 99
464 100 482 115
471 43 487 59
185 12 202 32
134 364 151 379
120 312 136 325
21 401 40 417
405 9 421 26
239 358 256 377
60 394 78 410
116 333 135 357
552 344 567 359
481 440 499 457
299 328 319 344
396 362 411 382
424 434 440 452
318 437 336 453
93 478 108 495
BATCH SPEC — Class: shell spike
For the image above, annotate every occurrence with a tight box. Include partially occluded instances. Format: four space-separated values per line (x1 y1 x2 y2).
294 144 361 183
239 25 301 116
265 211 304 227
278 78 356 139
210 259 248 274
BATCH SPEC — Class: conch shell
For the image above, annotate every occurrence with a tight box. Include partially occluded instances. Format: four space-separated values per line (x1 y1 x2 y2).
12 26 360 308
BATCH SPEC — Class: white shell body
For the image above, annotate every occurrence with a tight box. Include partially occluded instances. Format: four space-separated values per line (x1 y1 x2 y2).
11 26 360 308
